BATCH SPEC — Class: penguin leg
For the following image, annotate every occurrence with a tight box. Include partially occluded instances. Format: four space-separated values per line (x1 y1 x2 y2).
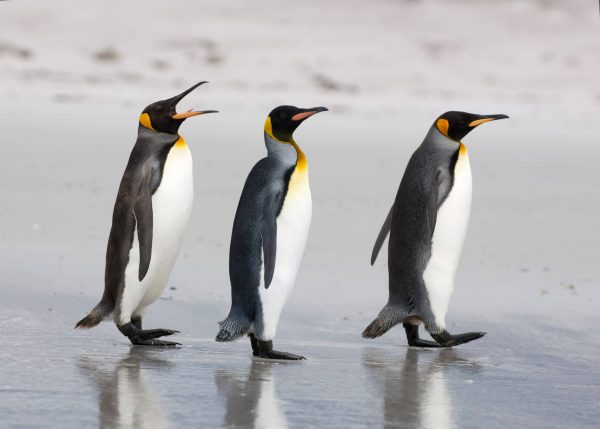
255 340 305 360
404 323 441 348
430 330 486 347
117 322 180 347
249 334 259 357
131 316 142 330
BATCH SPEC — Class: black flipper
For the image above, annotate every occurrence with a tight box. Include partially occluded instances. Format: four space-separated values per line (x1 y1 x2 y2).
428 169 443 238
370 206 393 265
262 191 280 288
134 168 156 281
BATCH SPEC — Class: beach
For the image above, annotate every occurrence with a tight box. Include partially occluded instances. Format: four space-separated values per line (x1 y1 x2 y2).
1 0 599 427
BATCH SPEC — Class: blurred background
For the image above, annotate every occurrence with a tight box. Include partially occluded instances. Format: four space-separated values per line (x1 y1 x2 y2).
0 1 599 427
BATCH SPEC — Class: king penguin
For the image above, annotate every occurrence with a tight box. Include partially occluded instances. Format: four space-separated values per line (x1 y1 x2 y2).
362 111 508 347
216 105 328 360
75 82 217 346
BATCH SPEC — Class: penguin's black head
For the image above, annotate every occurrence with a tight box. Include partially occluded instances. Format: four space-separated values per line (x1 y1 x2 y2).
265 105 328 142
139 82 218 135
435 111 508 141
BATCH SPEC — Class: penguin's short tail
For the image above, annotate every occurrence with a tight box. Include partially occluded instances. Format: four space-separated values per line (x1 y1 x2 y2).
75 300 113 329
215 315 251 342
362 304 404 339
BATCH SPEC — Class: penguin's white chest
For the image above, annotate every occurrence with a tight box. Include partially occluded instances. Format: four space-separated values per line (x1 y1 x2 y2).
119 143 193 323
258 166 312 340
422 146 472 327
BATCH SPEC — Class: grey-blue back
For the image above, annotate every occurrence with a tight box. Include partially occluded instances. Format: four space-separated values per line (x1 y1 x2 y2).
227 135 297 326
387 127 460 325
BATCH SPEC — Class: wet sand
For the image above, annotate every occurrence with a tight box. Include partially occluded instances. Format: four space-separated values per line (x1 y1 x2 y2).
2 286 600 428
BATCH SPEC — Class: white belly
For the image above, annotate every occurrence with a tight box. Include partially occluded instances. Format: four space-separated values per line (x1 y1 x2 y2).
422 146 472 328
119 143 193 324
257 169 312 340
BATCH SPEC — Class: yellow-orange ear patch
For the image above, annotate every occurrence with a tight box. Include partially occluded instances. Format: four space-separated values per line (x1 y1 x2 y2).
264 116 275 139
436 118 449 136
139 113 155 130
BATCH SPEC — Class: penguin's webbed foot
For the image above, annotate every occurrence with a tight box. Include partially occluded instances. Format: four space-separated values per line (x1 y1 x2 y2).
261 350 306 360
255 339 306 360
131 338 181 347
137 328 179 340
404 323 441 348
430 330 486 347
118 322 180 347
409 338 441 348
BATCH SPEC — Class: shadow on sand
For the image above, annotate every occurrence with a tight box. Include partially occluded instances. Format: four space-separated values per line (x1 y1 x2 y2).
363 347 482 429
77 347 174 429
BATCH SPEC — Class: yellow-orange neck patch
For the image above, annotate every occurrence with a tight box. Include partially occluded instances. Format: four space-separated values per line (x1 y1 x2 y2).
175 135 187 148
459 143 468 155
139 113 155 131
436 118 449 137
291 141 308 171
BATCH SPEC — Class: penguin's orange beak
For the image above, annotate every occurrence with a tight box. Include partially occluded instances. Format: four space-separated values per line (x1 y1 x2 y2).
468 114 509 127
291 106 329 121
172 109 218 119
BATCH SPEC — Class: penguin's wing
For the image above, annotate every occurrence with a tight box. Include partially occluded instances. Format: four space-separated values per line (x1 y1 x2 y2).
427 168 445 238
134 164 158 282
262 189 282 289
370 206 393 265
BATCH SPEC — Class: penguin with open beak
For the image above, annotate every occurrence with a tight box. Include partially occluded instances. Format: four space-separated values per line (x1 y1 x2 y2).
75 82 217 346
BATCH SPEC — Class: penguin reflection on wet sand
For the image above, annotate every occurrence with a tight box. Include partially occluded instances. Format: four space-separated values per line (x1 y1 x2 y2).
215 361 288 428
216 105 328 360
75 82 217 346
362 347 480 429
363 111 508 347
78 348 172 429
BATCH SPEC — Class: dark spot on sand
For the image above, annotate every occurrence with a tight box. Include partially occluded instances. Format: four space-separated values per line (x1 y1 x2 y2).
93 46 120 63
53 93 87 104
151 59 169 70
313 73 358 93
0 42 32 60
